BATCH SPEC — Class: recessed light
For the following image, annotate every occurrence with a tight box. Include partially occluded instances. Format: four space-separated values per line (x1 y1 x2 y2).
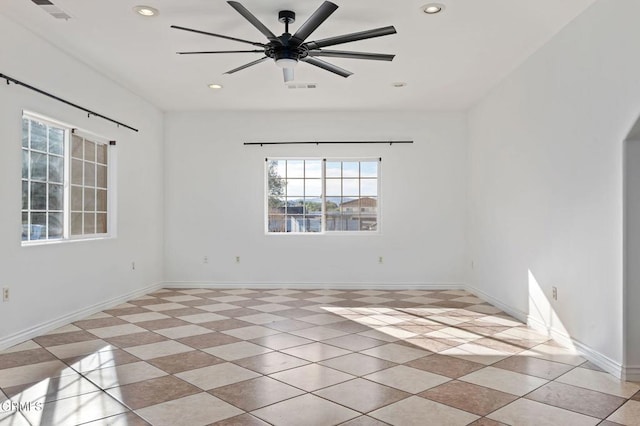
422 3 445 14
392 82 407 88
208 84 223 90
133 6 159 17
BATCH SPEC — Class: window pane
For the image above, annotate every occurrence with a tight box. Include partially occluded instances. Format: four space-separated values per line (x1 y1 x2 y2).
343 179 359 196
286 179 304 196
22 181 28 210
31 121 47 151
22 213 28 241
30 152 47 181
48 156 64 183
305 215 322 232
22 119 29 148
96 213 107 234
326 162 341 178
361 161 378 178
30 182 46 210
71 186 83 211
84 140 96 162
269 160 286 178
97 189 107 212
305 179 322 197
326 179 341 196
48 128 64 155
84 188 96 211
361 179 378 196
341 198 358 213
71 159 83 185
22 149 28 179
84 213 95 234
97 144 108 165
31 213 46 240
84 162 96 187
268 214 286 232
71 213 83 235
48 184 63 210
287 160 304 178
72 135 83 158
97 165 108 188
343 162 359 177
305 160 322 178
48 213 63 239
304 199 322 214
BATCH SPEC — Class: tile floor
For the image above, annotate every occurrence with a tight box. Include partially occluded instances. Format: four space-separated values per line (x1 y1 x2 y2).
1 288 639 426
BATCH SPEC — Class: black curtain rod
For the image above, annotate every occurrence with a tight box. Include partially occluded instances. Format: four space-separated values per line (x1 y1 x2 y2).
245 140 413 146
1 72 139 133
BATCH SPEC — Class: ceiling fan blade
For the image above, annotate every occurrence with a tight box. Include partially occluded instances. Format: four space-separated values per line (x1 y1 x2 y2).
301 57 352 78
227 1 277 41
283 68 294 83
177 50 264 55
308 50 395 61
305 26 397 50
171 25 265 47
290 1 338 46
224 56 269 74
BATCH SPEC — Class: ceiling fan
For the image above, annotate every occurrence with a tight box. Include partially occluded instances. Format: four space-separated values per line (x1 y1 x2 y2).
171 1 397 83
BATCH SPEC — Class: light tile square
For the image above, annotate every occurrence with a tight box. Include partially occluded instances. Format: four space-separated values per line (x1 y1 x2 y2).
175 362 260 390
365 365 450 393
84 361 166 388
124 340 193 360
290 326 350 341
320 353 396 376
282 342 351 362
459 366 548 396
154 324 211 339
269 364 354 392
488 398 600 426
252 394 358 426
120 312 170 323
439 343 511 365
237 313 287 325
144 303 187 311
198 303 241 312
361 343 429 363
45 339 112 359
204 341 273 361
369 396 479 425
88 324 147 339
607 400 640 426
178 312 228 324
556 367 640 398
136 392 242 426
23 391 128 426
222 325 280 340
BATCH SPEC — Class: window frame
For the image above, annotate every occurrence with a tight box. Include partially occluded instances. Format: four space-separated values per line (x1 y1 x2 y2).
264 157 382 235
21 111 116 246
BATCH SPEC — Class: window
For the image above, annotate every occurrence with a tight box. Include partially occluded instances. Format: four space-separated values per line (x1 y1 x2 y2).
267 158 380 233
21 114 112 243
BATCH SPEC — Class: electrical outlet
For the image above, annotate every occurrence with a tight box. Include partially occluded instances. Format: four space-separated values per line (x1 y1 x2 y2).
235 256 240 263
2 287 9 302
378 256 383 264
131 261 136 271
552 286 558 301
203 256 209 264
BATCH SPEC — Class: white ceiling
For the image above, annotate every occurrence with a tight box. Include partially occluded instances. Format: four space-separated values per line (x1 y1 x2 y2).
1 0 596 112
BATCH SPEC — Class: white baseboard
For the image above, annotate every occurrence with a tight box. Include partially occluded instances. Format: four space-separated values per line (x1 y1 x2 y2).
162 281 466 290
465 285 626 380
464 285 528 324
0 282 164 352
622 365 640 381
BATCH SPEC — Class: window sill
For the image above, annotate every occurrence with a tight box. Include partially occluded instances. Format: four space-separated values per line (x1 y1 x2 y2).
21 235 113 247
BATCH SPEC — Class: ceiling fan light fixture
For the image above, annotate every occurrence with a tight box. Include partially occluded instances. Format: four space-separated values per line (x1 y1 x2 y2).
392 82 407 88
275 58 298 69
208 83 223 89
133 5 159 17
422 3 445 14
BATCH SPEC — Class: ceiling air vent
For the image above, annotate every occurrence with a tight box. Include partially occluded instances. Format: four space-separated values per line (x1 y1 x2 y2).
31 0 71 20
286 83 318 90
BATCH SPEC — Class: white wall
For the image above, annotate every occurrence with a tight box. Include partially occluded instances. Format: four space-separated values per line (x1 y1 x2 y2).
163 111 467 288
0 15 164 348
468 0 640 375
624 134 640 377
